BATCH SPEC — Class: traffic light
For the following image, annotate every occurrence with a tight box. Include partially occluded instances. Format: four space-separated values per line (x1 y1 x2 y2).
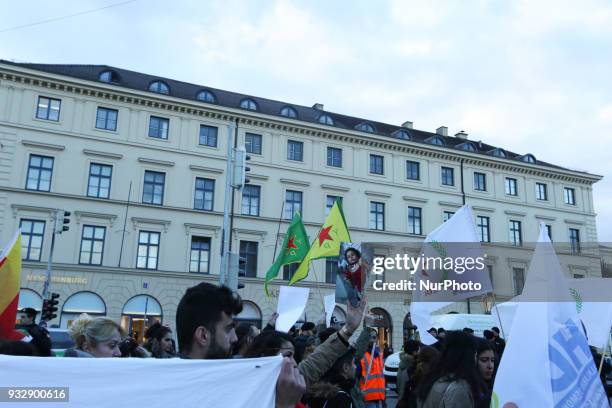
42 293 60 321
231 146 251 189
55 211 71 234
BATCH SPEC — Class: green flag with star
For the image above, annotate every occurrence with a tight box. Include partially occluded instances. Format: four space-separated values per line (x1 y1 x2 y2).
264 212 309 296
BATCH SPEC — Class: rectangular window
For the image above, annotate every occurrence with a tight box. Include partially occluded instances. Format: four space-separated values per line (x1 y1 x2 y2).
239 241 258 278
513 267 525 296
287 140 304 161
26 154 54 191
441 166 455 186
569 228 581 254
79 225 106 265
283 264 299 281
36 96 61 121
505 178 517 196
326 258 338 284
190 236 211 273
87 163 112 199
546 225 553 241
148 116 169 140
95 107 118 131
327 147 342 167
369 202 385 231
284 190 303 220
406 160 420 180
564 187 576 205
509 220 522 246
245 133 262 155
369 154 384 175
573 274 584 279
477 216 490 243
408 207 422 235
326 195 342 216
142 170 165 205
536 183 548 201
443 211 454 223
19 219 45 261
199 125 218 147
241 185 261 216
194 177 214 211
136 231 160 270
474 172 487 191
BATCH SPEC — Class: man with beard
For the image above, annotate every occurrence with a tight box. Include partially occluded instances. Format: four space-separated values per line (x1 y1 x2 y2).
176 282 305 407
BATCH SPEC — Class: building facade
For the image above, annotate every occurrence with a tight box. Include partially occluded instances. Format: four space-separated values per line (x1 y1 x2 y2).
0 61 604 348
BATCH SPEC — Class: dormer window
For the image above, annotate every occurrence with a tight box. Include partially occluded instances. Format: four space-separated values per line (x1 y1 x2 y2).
240 98 258 111
318 114 334 126
148 81 170 95
280 106 298 118
491 148 507 158
98 70 119 83
196 90 216 103
428 136 445 146
393 130 411 140
459 142 477 152
356 122 375 133
521 154 536 164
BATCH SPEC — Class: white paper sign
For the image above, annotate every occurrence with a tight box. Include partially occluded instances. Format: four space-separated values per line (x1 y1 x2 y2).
324 294 336 327
275 285 310 332
0 354 282 407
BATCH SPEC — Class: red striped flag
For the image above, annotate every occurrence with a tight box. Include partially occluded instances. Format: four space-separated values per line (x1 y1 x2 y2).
0 231 25 340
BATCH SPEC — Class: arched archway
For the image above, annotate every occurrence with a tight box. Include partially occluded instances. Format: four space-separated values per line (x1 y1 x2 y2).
60 291 106 328
235 300 262 328
371 307 393 349
18 288 43 312
121 295 162 343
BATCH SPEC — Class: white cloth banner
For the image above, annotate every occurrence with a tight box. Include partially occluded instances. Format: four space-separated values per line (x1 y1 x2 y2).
275 285 309 332
494 278 612 350
0 354 282 407
492 224 608 407
410 204 491 345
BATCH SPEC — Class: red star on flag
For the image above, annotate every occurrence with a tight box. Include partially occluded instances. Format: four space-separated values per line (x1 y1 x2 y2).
318 226 333 246
286 236 297 250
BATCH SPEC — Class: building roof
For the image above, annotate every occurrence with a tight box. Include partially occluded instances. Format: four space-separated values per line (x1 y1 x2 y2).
0 60 593 175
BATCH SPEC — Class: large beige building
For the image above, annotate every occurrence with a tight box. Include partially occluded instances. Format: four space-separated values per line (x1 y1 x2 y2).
0 60 604 348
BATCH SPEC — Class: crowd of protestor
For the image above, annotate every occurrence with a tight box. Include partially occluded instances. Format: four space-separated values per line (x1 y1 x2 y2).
2 282 611 407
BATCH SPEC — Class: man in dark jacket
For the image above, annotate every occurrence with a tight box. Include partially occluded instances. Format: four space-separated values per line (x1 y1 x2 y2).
490 327 506 355
15 308 51 357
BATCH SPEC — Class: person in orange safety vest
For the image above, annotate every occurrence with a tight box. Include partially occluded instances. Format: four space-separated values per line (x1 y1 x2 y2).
359 329 386 408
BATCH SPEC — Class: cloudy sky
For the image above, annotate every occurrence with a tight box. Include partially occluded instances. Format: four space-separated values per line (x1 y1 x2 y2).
2 0 611 241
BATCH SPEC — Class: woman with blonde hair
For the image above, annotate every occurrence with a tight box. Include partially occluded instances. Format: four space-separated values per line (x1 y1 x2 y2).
64 314 124 358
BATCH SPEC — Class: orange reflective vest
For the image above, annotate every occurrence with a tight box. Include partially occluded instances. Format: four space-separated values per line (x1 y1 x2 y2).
359 351 386 401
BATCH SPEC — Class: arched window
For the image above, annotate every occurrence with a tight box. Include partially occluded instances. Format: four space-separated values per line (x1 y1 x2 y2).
371 307 393 348
98 70 119 83
60 291 106 328
240 98 258 111
459 142 477 152
521 154 536 164
428 136 445 146
280 106 298 118
196 90 216 103
318 114 334 126
235 300 262 329
491 148 507 158
393 130 411 140
18 288 43 312
355 122 375 133
148 81 170 95
121 295 163 341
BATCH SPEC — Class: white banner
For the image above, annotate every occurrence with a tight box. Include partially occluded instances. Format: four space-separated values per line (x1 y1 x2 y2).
0 354 282 407
276 285 309 332
492 224 607 407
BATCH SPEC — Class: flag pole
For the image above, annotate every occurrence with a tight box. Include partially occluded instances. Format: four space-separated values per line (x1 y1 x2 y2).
271 201 286 264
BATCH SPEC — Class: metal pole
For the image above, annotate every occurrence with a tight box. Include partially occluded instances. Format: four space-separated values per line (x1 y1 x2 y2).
220 122 237 286
460 159 471 314
228 119 239 252
118 181 132 268
42 210 58 299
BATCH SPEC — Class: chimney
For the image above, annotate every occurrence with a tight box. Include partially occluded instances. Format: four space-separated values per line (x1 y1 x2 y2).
312 103 324 110
436 126 448 136
401 121 413 129
455 130 468 140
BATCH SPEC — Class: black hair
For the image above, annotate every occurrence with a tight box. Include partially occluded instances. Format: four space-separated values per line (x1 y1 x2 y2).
404 339 420 354
176 283 243 353
428 327 438 334
417 331 486 401
437 328 446 334
321 350 356 385
145 322 172 341
483 330 494 340
491 327 500 334
246 330 295 358
344 247 361 262
477 338 495 356
301 322 315 331
233 322 257 356
463 327 474 334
